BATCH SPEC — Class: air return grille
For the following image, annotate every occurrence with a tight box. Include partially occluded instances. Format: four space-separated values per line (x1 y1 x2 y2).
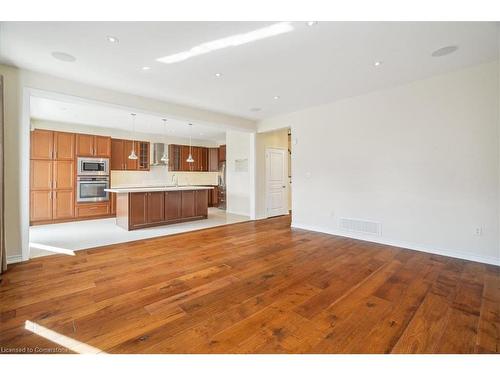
339 217 381 236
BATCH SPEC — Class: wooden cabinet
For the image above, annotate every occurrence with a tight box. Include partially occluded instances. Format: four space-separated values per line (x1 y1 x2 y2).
76 202 110 218
111 138 125 170
30 160 53 190
147 192 164 224
164 191 181 220
181 190 196 218
76 134 111 157
168 144 211 172
53 190 75 219
110 138 149 171
208 148 219 172
195 190 208 217
208 186 219 207
53 132 75 160
219 145 226 162
30 129 54 160
95 136 111 157
54 161 74 190
110 192 116 215
30 191 53 222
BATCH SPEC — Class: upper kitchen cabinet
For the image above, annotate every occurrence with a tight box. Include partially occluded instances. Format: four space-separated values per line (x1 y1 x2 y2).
30 129 54 159
31 129 75 161
76 134 111 157
167 144 211 172
218 145 226 162
208 147 219 172
110 138 150 171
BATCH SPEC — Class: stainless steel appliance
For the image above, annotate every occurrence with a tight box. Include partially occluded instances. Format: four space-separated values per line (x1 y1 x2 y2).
77 176 110 202
77 157 109 176
218 161 226 210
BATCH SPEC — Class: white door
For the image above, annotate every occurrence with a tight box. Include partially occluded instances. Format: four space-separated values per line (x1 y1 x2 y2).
266 148 288 217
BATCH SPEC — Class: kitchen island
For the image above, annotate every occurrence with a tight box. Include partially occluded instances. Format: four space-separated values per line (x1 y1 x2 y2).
105 186 213 231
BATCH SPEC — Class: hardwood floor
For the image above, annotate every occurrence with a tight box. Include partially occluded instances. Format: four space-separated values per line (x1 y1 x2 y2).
1 216 499 354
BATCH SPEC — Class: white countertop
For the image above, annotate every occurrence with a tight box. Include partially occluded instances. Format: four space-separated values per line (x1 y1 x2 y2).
105 185 214 193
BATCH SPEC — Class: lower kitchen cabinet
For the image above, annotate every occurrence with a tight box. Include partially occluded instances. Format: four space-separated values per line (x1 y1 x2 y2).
76 202 110 218
165 191 181 220
53 190 75 219
118 189 211 230
30 190 53 222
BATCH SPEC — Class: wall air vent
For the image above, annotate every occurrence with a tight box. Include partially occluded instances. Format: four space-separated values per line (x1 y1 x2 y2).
339 217 381 236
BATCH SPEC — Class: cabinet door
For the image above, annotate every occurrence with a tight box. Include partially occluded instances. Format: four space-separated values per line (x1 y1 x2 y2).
53 190 74 219
168 145 180 171
111 139 124 170
54 131 75 160
165 191 181 220
54 160 74 190
208 148 219 172
94 136 111 157
195 190 208 217
110 192 116 215
30 190 53 222
211 186 219 207
76 134 95 156
138 142 150 171
181 191 195 218
218 145 226 162
30 129 54 160
129 192 148 227
123 140 138 170
199 147 208 171
180 145 191 171
147 192 165 224
31 160 53 190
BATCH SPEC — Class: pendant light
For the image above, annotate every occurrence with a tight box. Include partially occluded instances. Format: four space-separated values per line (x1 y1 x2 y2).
186 123 194 163
128 113 138 160
160 118 169 163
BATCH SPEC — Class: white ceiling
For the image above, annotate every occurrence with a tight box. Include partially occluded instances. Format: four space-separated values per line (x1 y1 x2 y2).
30 96 227 142
1 22 498 120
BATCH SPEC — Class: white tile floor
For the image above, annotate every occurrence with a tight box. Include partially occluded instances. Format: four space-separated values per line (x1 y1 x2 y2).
29 208 249 259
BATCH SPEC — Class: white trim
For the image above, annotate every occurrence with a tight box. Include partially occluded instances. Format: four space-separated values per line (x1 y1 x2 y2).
7 255 23 264
21 88 31 261
226 210 251 217
291 221 500 266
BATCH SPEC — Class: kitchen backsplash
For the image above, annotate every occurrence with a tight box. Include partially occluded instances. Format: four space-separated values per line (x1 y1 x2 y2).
111 167 219 187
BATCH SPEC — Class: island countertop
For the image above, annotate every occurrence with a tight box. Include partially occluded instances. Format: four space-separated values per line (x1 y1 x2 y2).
105 185 214 194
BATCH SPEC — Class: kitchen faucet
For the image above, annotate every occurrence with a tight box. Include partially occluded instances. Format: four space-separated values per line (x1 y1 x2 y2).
171 174 178 187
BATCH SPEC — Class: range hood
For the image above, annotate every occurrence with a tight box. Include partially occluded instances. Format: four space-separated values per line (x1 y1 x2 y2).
151 143 168 166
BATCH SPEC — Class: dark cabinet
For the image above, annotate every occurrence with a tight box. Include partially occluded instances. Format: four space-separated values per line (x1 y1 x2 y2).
165 191 182 220
168 144 210 172
111 138 149 171
129 192 165 228
208 148 219 172
195 190 208 217
147 192 165 224
218 145 226 162
208 186 219 207
181 190 196 218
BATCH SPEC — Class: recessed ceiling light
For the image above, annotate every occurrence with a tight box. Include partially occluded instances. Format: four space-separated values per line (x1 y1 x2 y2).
431 45 458 57
215 73 222 77
374 61 382 67
306 21 318 26
157 22 294 64
51 51 76 62
273 96 280 100
141 66 151 71
107 36 119 43
250 107 262 112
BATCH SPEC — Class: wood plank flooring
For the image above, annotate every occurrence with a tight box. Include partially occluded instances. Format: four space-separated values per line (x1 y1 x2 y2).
1 216 499 354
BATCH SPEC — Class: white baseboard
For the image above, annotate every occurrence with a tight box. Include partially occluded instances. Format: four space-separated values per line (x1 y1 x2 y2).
291 222 500 266
6 255 23 264
226 210 250 217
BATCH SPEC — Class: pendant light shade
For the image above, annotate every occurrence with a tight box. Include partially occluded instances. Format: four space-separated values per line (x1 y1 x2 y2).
128 113 138 160
186 123 194 163
160 118 169 163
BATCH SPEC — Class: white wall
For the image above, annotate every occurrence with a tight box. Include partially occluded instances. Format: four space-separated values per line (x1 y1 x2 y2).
226 131 254 217
258 62 500 265
0 63 255 262
255 128 291 218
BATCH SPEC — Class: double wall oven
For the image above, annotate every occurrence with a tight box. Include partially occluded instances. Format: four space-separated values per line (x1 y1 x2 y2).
77 157 110 202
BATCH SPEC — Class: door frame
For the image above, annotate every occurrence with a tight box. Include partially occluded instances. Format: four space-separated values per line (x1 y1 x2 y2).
265 147 288 218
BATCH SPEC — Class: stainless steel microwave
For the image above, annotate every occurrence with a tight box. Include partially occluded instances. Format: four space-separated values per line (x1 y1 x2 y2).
77 157 109 176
